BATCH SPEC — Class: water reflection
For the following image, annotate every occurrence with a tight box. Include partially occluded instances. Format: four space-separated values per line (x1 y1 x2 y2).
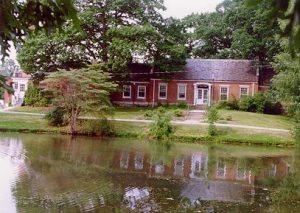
0 134 299 212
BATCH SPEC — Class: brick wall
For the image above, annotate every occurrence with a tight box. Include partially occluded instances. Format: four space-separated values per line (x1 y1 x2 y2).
111 80 260 106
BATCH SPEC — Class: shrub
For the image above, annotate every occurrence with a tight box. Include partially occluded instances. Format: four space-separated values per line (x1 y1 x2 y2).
239 92 284 114
25 85 50 107
207 107 219 136
208 124 218 136
45 107 68 127
80 119 114 136
174 109 184 117
216 101 229 109
149 110 173 140
264 101 284 115
207 107 219 123
144 110 154 118
177 101 188 109
227 97 239 110
239 93 266 113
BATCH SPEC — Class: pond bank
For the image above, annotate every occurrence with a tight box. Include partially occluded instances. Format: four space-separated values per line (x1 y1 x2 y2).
0 113 295 147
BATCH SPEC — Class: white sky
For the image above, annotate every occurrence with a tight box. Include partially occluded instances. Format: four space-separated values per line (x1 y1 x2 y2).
8 0 222 62
163 0 223 18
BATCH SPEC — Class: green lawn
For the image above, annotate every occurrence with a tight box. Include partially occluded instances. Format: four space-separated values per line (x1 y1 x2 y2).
217 110 294 130
7 106 294 130
8 106 53 114
0 113 294 146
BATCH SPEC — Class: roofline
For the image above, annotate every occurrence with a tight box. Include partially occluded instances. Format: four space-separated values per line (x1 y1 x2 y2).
150 78 258 83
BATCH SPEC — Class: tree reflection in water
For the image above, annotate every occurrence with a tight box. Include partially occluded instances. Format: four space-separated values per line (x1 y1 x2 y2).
0 134 298 212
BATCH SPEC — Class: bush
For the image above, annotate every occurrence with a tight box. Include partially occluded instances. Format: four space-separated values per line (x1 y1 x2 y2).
208 124 218 136
239 93 266 113
149 110 173 140
80 119 114 136
207 107 219 123
216 101 229 109
264 101 283 115
239 92 284 114
177 101 188 109
227 97 239 110
45 107 68 127
144 110 154 118
25 85 50 107
207 107 219 136
174 109 184 117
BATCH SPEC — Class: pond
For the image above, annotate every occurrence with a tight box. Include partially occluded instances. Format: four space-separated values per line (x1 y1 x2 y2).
0 133 299 212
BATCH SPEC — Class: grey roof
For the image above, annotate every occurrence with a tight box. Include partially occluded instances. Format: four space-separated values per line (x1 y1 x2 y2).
181 59 258 82
118 59 259 82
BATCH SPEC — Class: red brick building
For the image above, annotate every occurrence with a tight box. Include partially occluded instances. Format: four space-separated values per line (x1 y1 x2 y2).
111 59 273 107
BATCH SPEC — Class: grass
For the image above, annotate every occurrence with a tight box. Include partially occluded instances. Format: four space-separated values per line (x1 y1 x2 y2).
8 106 53 114
10 106 294 130
217 109 294 130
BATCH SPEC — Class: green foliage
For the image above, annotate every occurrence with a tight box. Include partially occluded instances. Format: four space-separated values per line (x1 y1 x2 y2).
207 107 219 136
0 0 79 59
207 107 219 124
0 74 13 93
173 109 184 117
41 64 117 134
246 0 300 54
80 119 114 136
18 1 187 80
177 101 188 109
144 110 154 118
149 110 173 140
238 92 284 114
183 0 281 62
239 93 266 113
45 107 67 127
208 124 218 136
272 53 300 115
24 85 50 107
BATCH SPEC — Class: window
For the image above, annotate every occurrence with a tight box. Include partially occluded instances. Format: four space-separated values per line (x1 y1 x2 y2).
216 159 226 178
20 84 25 92
14 83 18 90
177 84 187 100
158 83 167 99
137 86 146 99
240 87 249 99
123 85 131 98
220 86 229 101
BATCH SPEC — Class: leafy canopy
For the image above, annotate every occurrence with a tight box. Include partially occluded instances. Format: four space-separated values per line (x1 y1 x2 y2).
0 0 79 59
18 0 187 78
41 64 117 134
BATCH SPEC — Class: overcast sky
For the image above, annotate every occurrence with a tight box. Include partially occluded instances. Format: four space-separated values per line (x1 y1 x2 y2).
8 0 222 62
163 0 223 18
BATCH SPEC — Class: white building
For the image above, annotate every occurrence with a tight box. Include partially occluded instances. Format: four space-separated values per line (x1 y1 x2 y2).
11 71 30 106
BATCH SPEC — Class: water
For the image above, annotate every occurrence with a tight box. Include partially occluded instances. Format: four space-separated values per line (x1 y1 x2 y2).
0 133 299 212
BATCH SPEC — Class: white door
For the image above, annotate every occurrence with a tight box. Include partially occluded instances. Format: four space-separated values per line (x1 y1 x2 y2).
196 88 209 105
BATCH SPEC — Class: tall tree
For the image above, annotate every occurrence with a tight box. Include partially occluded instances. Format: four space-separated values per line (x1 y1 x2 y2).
42 64 117 134
18 0 188 78
183 0 282 63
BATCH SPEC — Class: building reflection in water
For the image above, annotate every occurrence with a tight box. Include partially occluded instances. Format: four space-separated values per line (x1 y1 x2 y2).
0 136 294 212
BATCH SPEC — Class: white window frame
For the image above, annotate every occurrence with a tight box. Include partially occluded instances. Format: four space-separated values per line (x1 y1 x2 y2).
219 85 229 101
122 85 131 98
14 83 18 90
239 85 249 99
158 83 168 100
177 84 187 100
20 84 25 92
137 85 146 99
